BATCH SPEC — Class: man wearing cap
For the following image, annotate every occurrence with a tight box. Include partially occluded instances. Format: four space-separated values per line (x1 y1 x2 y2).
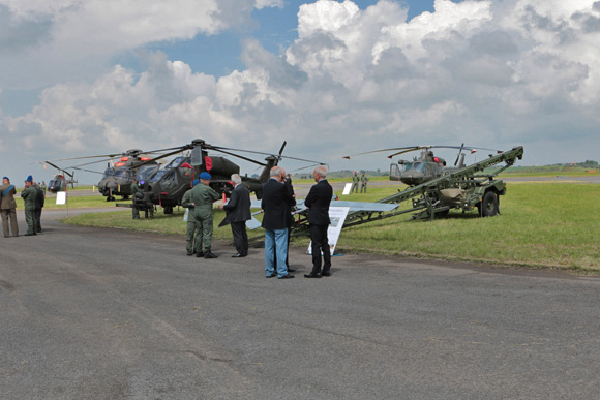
182 173 220 258
21 176 37 236
219 174 251 257
0 177 19 238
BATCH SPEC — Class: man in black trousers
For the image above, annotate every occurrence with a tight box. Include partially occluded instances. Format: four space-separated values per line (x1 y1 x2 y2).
219 174 251 257
304 165 333 278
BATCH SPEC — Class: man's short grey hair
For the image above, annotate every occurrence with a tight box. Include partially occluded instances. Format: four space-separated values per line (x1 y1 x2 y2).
314 165 328 178
231 174 242 184
270 166 284 177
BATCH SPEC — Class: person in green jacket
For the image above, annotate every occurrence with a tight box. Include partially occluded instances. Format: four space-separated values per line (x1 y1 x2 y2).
130 180 140 219
360 172 369 193
181 172 220 258
21 175 37 236
351 172 360 193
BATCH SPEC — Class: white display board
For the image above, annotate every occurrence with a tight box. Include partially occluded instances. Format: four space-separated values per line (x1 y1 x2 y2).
56 191 66 205
307 207 350 256
342 182 352 195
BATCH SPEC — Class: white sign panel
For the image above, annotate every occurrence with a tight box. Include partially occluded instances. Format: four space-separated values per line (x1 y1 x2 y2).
307 207 350 256
342 182 352 195
56 191 66 205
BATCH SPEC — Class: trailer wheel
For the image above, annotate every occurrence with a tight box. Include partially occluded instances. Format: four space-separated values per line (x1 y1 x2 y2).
480 191 499 217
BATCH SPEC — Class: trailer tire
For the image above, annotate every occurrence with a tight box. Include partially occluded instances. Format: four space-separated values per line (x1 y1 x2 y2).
480 191 499 217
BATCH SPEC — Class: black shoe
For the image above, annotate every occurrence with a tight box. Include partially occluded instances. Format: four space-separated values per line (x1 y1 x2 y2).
266 274 275 278
187 250 193 256
287 268 296 273
321 272 331 277
24 233 34 237
232 253 245 258
196 251 204 258
204 251 218 259
278 274 294 279
304 273 322 278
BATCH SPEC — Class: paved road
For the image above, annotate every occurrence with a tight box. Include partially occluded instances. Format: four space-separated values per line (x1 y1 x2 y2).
1 211 600 399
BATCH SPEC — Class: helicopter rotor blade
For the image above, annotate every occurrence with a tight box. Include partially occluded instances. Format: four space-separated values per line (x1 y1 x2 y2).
210 145 325 165
343 146 420 159
454 143 464 166
212 149 267 166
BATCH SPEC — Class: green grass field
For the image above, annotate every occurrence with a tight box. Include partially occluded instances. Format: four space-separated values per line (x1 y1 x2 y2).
63 181 600 272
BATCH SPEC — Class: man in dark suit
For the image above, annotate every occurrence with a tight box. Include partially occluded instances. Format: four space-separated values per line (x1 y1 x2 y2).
219 174 251 257
261 166 296 279
304 166 333 278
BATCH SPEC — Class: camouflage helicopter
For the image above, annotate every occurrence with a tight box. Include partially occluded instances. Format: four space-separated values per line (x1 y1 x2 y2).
344 144 503 186
46 148 181 201
134 139 323 214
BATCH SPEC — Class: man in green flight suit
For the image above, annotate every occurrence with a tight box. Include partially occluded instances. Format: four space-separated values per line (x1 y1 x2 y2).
130 179 140 219
351 171 360 193
21 175 37 236
182 172 220 258
360 172 369 193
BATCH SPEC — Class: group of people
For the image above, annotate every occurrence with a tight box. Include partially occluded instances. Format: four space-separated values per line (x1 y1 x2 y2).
351 172 369 193
0 175 45 238
180 166 333 280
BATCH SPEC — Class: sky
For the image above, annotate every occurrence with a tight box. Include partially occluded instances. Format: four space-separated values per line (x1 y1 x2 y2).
1 0 599 184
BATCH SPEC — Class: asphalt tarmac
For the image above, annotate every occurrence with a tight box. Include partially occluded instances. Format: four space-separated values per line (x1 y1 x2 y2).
1 209 600 400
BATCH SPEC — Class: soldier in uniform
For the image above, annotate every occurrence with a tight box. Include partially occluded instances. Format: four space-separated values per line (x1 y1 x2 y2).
181 172 220 258
0 177 19 238
360 172 369 193
21 176 37 236
40 181 47 197
34 183 44 233
351 172 360 193
182 179 200 256
130 179 140 219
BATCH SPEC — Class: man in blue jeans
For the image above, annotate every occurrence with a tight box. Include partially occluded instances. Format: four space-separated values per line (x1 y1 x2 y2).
261 166 296 279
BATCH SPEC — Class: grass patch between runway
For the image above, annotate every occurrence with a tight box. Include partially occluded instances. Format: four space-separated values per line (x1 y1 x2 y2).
63 182 600 271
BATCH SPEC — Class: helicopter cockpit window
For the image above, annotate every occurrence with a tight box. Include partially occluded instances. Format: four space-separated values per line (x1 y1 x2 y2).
400 162 425 173
165 156 186 170
102 169 114 179
114 169 133 180
149 170 167 183
160 171 178 190
136 164 159 181
179 164 192 177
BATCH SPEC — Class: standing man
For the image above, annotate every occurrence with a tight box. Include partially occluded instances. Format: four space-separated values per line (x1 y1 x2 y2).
182 172 220 258
40 181 47 197
130 179 140 219
34 183 44 233
351 171 360 193
0 177 19 238
21 176 37 236
283 174 296 272
360 172 369 193
219 174 251 257
304 166 333 278
261 166 296 279
182 179 200 256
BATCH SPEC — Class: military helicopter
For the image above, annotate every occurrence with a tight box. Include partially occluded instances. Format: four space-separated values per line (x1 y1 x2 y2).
40 161 79 193
136 139 323 214
344 144 503 186
46 148 181 201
